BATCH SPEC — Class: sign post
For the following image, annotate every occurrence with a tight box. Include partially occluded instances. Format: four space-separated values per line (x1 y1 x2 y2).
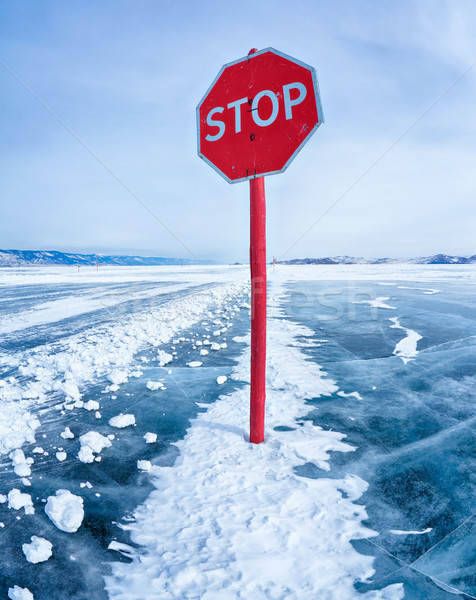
197 47 323 443
249 174 266 443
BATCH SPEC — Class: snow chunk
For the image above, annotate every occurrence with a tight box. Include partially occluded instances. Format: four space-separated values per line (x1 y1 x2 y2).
32 447 44 454
144 432 157 444
83 400 100 411
146 381 165 391
78 431 112 462
187 361 202 368
62 381 81 400
108 369 128 385
45 490 84 533
8 586 34 600
8 489 34 514
10 450 31 477
137 460 152 471
109 414 135 428
104 384 119 393
216 376 227 385
22 536 53 563
199 349 209 356
56 452 67 462
210 342 221 351
157 350 173 366
60 427 74 439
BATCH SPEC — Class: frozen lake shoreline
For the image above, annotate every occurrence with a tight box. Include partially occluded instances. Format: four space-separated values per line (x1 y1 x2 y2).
0 265 475 599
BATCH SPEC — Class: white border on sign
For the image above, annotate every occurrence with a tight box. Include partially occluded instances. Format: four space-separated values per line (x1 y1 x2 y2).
196 47 324 184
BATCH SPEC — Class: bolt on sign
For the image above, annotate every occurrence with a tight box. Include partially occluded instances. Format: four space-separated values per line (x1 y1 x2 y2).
197 48 323 442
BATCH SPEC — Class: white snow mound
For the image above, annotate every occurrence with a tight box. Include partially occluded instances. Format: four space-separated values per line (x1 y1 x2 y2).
8 586 34 600
8 489 34 514
137 460 152 471
22 536 53 563
45 490 84 533
109 414 135 428
187 361 202 368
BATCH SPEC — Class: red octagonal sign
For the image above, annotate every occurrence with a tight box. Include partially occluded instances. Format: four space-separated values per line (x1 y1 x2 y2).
197 47 323 183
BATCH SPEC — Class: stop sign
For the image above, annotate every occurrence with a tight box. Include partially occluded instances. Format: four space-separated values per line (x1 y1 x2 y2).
197 47 323 183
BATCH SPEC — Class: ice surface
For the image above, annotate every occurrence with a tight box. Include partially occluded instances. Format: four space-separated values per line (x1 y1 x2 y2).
279 273 476 598
2 265 476 599
44 490 84 533
0 267 248 461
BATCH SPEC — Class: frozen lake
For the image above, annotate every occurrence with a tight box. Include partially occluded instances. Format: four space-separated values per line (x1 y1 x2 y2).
0 265 475 599
283 275 476 599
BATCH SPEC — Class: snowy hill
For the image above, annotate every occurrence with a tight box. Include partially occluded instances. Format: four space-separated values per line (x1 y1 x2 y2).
279 254 476 265
0 250 215 267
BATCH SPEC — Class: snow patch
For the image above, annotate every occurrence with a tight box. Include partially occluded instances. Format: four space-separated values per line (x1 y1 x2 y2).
355 296 396 310
389 317 422 364
105 281 404 600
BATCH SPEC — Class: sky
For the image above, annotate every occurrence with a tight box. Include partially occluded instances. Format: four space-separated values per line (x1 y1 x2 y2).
1 0 475 263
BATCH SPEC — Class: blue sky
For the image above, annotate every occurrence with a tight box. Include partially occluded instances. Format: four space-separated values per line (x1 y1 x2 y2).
1 0 475 262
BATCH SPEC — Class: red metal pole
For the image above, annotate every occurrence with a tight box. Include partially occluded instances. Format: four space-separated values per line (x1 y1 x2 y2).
249 175 266 443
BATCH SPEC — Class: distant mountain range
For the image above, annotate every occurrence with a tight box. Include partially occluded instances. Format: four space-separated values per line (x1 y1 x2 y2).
278 254 476 265
0 250 215 267
1 250 475 268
